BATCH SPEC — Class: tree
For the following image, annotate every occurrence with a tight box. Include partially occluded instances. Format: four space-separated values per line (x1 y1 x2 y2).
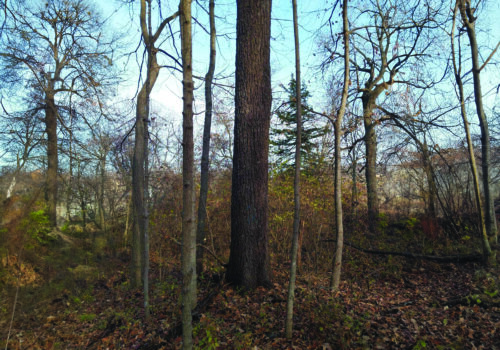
330 0 350 291
451 1 491 262
271 78 327 173
131 0 179 323
456 0 498 257
285 0 302 339
226 0 272 289
323 0 442 232
196 0 216 274
180 0 196 347
0 0 116 227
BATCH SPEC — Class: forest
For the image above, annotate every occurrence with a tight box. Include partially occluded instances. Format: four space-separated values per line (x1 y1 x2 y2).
0 0 499 349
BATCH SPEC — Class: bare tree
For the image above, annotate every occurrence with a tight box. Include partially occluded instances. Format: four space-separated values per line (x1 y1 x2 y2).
180 0 196 346
0 0 117 227
196 0 216 274
456 0 498 255
131 1 178 323
330 0 350 291
323 0 442 232
451 1 491 262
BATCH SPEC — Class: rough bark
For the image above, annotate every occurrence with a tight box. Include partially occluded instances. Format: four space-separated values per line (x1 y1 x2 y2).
227 0 272 289
285 0 302 339
180 0 196 348
330 0 349 291
362 94 380 233
196 0 216 274
45 92 58 228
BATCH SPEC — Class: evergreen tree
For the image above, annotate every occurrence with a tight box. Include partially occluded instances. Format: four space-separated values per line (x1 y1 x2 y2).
271 78 328 172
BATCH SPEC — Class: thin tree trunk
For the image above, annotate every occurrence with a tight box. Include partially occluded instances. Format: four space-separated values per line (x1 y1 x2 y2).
227 0 272 289
285 0 302 339
330 0 349 290
180 0 196 347
451 3 491 262
45 92 58 227
196 0 216 274
458 0 498 253
422 142 437 218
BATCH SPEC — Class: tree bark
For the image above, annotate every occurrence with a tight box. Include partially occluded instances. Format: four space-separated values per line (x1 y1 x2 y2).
196 0 216 274
330 0 349 291
458 0 498 253
227 0 272 289
362 95 379 233
285 0 302 339
451 2 491 262
45 92 58 228
180 0 196 348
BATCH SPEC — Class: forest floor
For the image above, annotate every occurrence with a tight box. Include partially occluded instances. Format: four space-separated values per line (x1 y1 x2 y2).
1 240 499 349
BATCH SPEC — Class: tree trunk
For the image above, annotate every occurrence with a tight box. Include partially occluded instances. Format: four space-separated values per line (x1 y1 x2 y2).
458 0 498 253
45 92 58 228
422 141 437 218
362 96 379 233
98 155 106 232
330 0 349 291
285 0 302 339
227 0 272 289
180 0 196 348
451 3 491 262
196 0 216 274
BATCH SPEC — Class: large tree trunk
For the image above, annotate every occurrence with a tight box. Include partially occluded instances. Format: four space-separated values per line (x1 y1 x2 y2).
180 0 196 348
227 0 272 289
45 92 58 228
458 0 498 252
362 95 379 233
196 0 216 274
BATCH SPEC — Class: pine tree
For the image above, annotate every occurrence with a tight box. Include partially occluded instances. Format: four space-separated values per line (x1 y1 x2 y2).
271 78 328 173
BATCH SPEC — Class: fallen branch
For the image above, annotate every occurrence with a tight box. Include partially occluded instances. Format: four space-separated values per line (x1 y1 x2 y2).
323 239 484 263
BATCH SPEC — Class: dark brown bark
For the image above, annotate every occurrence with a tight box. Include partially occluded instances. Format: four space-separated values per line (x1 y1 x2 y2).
362 93 380 233
196 0 216 274
227 0 272 289
45 92 58 228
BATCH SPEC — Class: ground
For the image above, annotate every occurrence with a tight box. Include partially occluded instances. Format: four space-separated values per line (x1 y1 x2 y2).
1 245 499 349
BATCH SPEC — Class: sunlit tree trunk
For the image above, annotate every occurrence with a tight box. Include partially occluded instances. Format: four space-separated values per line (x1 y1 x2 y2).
458 0 498 255
180 0 196 347
362 94 379 233
330 0 349 291
451 3 491 262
